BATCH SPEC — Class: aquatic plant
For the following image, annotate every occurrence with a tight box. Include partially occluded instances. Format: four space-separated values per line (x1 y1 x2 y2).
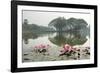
33 44 50 53
59 44 76 56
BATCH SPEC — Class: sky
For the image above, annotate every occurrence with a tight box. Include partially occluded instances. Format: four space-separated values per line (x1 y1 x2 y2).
22 10 91 26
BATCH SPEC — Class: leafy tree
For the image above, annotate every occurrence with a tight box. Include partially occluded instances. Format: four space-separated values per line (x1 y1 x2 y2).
49 17 67 31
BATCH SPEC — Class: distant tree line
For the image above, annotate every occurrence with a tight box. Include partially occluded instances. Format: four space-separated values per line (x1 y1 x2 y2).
22 19 55 33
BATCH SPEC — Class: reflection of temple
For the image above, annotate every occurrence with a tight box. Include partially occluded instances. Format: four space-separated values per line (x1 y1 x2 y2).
22 32 51 44
24 38 28 44
22 32 38 44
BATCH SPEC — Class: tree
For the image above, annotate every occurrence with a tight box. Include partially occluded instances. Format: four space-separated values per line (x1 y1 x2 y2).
49 17 67 31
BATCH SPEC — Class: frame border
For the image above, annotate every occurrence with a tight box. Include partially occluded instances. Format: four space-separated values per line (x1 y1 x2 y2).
11 1 97 72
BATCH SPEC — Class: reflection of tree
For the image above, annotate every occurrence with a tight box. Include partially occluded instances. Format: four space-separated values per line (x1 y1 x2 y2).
23 32 51 44
48 31 87 46
22 32 38 44
49 33 67 46
23 30 88 46
23 17 89 45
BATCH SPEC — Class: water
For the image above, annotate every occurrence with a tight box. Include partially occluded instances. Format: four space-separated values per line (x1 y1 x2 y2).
22 31 90 62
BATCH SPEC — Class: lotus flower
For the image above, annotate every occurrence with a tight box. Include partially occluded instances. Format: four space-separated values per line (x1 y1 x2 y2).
33 44 51 53
59 44 76 56
63 44 73 52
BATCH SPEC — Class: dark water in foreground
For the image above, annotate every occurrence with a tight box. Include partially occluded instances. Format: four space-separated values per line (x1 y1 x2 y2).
22 31 90 62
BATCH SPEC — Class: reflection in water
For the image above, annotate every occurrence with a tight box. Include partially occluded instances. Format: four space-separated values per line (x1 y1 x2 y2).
23 32 38 44
49 31 87 46
23 30 88 46
22 28 90 62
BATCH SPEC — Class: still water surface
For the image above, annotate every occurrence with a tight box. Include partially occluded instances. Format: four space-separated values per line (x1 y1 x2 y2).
22 32 90 62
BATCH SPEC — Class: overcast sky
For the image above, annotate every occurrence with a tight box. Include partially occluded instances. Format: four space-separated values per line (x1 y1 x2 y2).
22 10 90 26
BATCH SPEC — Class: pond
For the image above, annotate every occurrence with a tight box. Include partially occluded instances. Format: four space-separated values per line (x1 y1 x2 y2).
22 31 90 62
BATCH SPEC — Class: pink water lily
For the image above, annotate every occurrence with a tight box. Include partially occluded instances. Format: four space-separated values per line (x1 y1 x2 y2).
34 44 46 49
59 44 76 56
63 44 73 52
40 44 46 48
34 45 38 48
33 44 51 53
